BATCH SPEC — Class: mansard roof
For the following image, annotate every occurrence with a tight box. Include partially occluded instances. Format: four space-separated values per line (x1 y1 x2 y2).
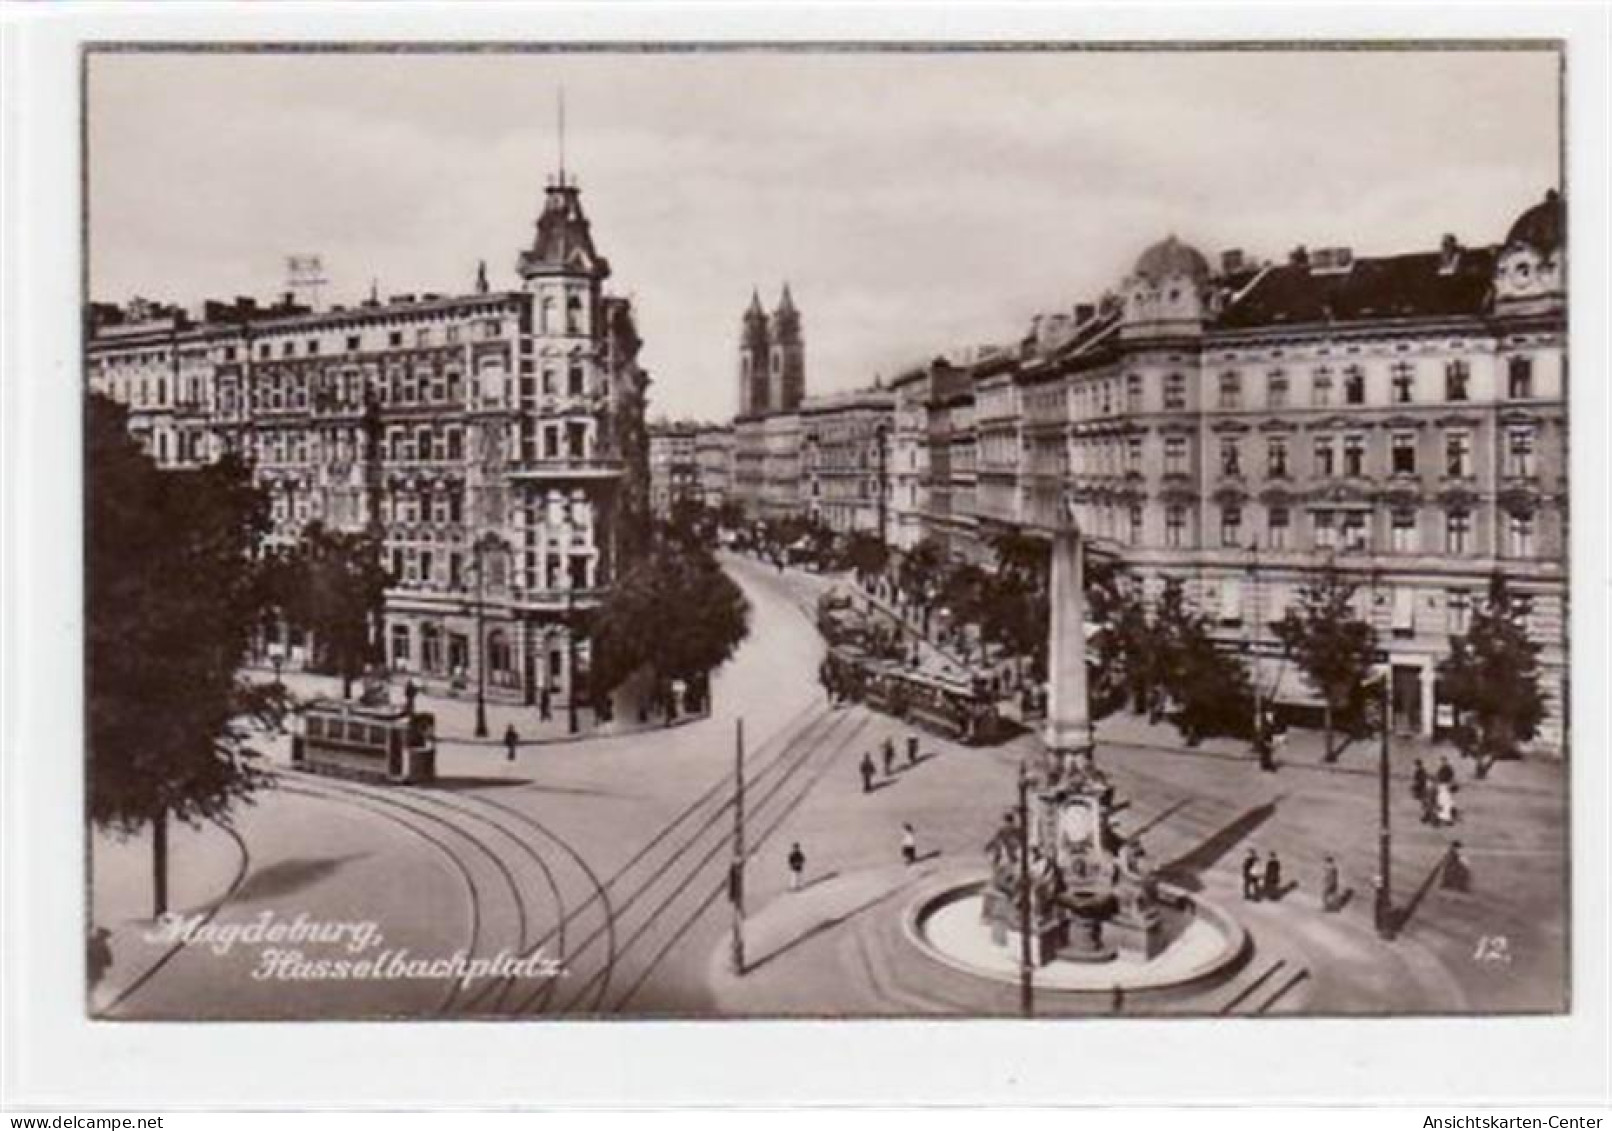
1214 247 1498 329
518 181 610 281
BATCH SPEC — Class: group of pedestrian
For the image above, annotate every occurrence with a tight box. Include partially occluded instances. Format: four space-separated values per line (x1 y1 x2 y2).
859 734 922 793
786 821 923 894
1241 848 1285 902
1412 757 1460 827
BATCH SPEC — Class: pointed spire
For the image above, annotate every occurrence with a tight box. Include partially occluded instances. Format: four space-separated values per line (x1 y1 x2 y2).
747 288 766 317
777 282 797 314
368 277 379 305
476 259 489 295
557 86 567 187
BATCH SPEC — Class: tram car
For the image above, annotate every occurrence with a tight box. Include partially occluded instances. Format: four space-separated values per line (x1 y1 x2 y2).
291 698 437 785
823 645 1002 746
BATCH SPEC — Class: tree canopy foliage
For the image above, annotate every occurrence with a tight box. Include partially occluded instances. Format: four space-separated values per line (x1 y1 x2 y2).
275 521 391 698
87 394 283 911
587 541 751 699
1438 574 1548 776
1272 566 1379 760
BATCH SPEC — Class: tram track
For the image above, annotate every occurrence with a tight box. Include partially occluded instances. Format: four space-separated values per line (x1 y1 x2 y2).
285 774 577 1015
608 705 878 1012
276 777 519 1016
543 703 872 1016
496 699 842 1014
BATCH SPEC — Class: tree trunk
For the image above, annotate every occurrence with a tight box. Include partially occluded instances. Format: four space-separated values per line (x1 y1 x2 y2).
151 810 168 919
1323 703 1334 762
342 669 353 700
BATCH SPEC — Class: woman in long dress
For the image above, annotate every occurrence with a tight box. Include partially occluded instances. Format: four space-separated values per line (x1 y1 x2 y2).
1435 780 1458 826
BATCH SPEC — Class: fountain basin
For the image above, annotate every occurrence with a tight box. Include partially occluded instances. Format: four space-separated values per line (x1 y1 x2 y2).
905 873 1249 997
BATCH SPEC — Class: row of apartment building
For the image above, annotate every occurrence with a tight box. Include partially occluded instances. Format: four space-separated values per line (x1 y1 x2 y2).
699 192 1570 752
86 172 653 707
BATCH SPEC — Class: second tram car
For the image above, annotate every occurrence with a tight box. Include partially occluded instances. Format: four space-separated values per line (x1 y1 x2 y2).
292 699 437 785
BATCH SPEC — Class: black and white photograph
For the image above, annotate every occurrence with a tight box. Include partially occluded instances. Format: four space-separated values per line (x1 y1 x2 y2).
71 40 1578 1027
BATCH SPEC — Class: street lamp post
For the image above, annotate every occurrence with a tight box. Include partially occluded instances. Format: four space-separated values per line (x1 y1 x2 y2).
567 587 580 735
471 531 509 740
1373 666 1396 940
1247 540 1273 772
1017 761 1034 1018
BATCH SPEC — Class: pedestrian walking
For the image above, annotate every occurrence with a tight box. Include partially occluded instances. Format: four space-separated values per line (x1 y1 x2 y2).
901 822 918 866
1321 855 1341 912
787 842 806 892
1263 851 1284 902
404 679 419 717
503 723 519 762
1411 759 1429 803
1242 849 1263 902
1435 779 1459 827
539 685 552 723
1436 756 1456 786
859 752 876 794
882 737 895 776
907 734 919 768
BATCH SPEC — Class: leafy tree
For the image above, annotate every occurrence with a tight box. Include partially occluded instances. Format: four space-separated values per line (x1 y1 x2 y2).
843 529 889 581
87 394 282 916
988 527 1049 592
1272 566 1379 761
588 542 751 706
1438 574 1548 778
898 537 946 601
281 521 391 699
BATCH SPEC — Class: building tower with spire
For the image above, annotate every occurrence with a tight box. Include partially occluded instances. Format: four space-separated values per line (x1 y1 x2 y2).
736 285 805 418
739 290 772 416
769 283 805 413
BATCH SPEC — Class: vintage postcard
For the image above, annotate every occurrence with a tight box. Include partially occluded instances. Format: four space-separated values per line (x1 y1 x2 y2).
77 40 1572 1030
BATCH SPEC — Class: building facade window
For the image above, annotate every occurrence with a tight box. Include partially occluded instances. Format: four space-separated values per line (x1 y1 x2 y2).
1344 365 1366 405
1342 510 1369 552
1220 437 1242 477
1447 589 1471 636
1445 430 1472 477
1508 511 1535 558
1267 370 1289 409
1343 433 1366 477
1221 505 1242 548
1218 371 1241 410
1391 432 1417 475
1313 509 1337 550
1445 360 1470 401
1508 356 1534 400
1164 435 1188 475
1128 505 1144 545
1507 426 1536 477
1125 374 1143 413
1391 361 1415 404
1126 436 1143 474
1445 509 1472 555
1164 373 1186 411
1391 509 1419 553
1268 505 1289 549
1312 367 1333 407
1314 435 1336 477
1267 436 1289 478
1165 505 1186 548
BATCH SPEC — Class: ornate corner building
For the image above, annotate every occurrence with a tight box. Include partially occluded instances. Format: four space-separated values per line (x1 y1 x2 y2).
85 170 652 707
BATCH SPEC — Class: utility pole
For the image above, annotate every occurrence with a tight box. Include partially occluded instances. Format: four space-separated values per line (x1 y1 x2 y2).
1376 666 1396 940
730 718 747 975
1018 762 1034 1018
567 588 580 735
474 538 489 738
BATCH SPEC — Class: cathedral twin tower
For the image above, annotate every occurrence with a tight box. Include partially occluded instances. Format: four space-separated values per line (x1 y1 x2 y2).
737 285 805 417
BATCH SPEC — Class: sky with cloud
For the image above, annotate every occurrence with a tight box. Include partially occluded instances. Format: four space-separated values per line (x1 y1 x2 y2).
88 47 1560 422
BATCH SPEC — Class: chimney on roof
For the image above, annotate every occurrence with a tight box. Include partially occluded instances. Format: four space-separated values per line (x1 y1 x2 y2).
1439 233 1461 274
1074 302 1095 324
1221 249 1245 274
1289 245 1310 269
